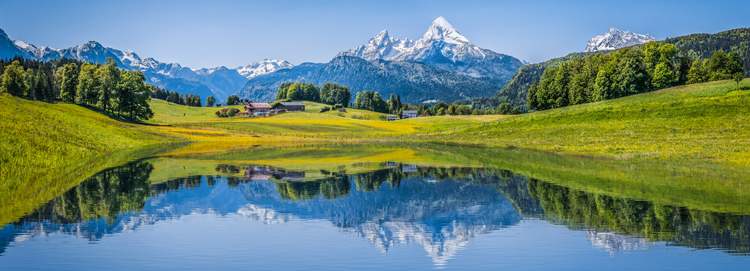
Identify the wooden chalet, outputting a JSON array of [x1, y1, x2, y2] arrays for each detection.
[[244, 102, 273, 114], [273, 102, 306, 111]]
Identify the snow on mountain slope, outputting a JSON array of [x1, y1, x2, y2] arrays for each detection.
[[0, 29, 30, 60], [338, 17, 523, 87], [585, 28, 656, 52], [235, 59, 294, 79]]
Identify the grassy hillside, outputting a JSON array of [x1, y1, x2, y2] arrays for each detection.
[[0, 94, 181, 181], [400, 79, 750, 166]]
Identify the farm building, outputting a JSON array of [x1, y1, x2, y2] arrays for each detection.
[[402, 110, 418, 119], [244, 103, 273, 114], [387, 115, 400, 121], [273, 102, 306, 111]]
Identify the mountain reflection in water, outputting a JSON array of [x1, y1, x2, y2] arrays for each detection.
[[1, 160, 749, 267]]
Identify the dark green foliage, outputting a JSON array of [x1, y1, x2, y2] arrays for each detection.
[[284, 82, 320, 102], [116, 70, 153, 121], [226, 94, 240, 105], [527, 43, 744, 111], [665, 28, 750, 78], [76, 62, 101, 105], [353, 90, 389, 113], [319, 82, 351, 106], [206, 95, 215, 107], [17, 161, 154, 224], [32, 67, 46, 102], [98, 58, 120, 112], [60, 63, 79, 103], [319, 106, 331, 113], [496, 103, 520, 115]]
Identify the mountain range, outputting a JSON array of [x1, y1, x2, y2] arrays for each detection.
[[238, 17, 525, 105], [0, 28, 292, 104], [2, 17, 526, 105]]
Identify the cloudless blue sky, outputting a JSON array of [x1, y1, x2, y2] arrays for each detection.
[[1, 0, 748, 68]]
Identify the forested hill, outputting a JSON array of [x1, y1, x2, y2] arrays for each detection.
[[456, 27, 750, 111]]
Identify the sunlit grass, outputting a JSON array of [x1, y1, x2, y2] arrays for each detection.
[[396, 79, 750, 166]]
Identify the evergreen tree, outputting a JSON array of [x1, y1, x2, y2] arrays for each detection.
[[276, 82, 291, 100], [676, 48, 692, 84], [34, 67, 46, 101], [388, 93, 396, 113], [206, 95, 215, 107], [526, 81, 539, 109]]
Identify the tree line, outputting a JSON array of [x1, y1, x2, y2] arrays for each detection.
[[355, 89, 520, 116], [0, 56, 155, 121], [275, 82, 352, 106], [151, 86, 204, 107], [527, 42, 745, 111]]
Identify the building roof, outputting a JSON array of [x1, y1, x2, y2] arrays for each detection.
[[279, 102, 306, 106], [403, 110, 418, 114], [249, 103, 272, 109]]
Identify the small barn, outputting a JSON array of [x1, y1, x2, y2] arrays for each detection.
[[273, 102, 306, 111], [387, 115, 400, 121], [402, 110, 418, 119]]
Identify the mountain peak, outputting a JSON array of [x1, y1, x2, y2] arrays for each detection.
[[431, 16, 456, 31], [585, 28, 656, 52], [422, 16, 469, 44], [371, 29, 390, 45], [0, 28, 8, 39]]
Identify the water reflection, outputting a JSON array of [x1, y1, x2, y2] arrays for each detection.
[[2, 159, 750, 265]]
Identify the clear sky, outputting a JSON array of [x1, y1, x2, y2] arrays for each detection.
[[1, 0, 748, 69]]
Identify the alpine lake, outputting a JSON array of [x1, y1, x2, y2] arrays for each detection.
[[2, 143, 750, 270]]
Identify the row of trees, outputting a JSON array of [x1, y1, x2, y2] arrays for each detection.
[[274, 82, 352, 106], [151, 87, 204, 107], [1, 56, 155, 121], [354, 89, 519, 116], [0, 56, 82, 103], [527, 42, 745, 111]]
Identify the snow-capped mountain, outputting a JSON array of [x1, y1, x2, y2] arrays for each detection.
[[338, 17, 523, 86], [0, 27, 291, 104], [585, 28, 656, 52], [339, 29, 415, 61], [236, 59, 294, 79]]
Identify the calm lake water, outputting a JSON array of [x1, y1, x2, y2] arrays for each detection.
[[2, 145, 749, 270]]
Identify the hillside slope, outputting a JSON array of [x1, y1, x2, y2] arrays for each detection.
[[404, 79, 750, 166]]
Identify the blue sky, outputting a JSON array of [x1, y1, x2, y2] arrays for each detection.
[[1, 0, 748, 68]]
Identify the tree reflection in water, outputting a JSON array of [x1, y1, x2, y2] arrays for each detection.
[[1, 160, 749, 262]]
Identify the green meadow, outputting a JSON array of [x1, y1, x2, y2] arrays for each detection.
[[397, 79, 750, 166]]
